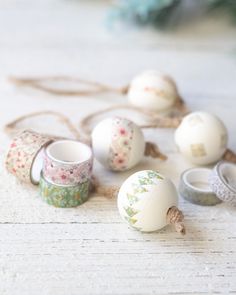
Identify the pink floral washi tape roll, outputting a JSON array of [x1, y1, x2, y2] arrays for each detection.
[[43, 139, 93, 185], [5, 130, 54, 184]]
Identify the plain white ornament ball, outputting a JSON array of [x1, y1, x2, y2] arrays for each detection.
[[175, 111, 228, 165], [117, 170, 178, 232], [128, 70, 179, 112], [91, 117, 145, 171]]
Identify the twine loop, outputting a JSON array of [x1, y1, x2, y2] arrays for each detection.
[[90, 176, 119, 198], [9, 76, 129, 97], [167, 206, 186, 235], [4, 110, 81, 140], [145, 142, 168, 160]]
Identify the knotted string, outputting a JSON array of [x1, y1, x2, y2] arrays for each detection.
[[222, 149, 236, 163], [9, 75, 189, 116], [167, 206, 186, 235], [90, 176, 119, 198], [144, 142, 167, 160], [4, 110, 81, 139], [9, 76, 129, 96], [79, 104, 183, 140]]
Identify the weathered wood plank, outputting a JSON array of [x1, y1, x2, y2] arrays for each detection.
[[0, 223, 236, 295]]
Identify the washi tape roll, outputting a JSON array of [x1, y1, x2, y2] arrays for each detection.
[[43, 139, 93, 185], [39, 172, 90, 207], [179, 167, 222, 206], [5, 130, 54, 185], [209, 161, 236, 203]]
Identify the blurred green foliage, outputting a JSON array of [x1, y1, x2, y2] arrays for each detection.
[[208, 0, 236, 21], [110, 0, 236, 28]]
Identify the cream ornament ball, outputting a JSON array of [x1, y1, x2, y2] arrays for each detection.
[[175, 111, 228, 165], [128, 70, 179, 112], [118, 170, 185, 234], [91, 117, 145, 171]]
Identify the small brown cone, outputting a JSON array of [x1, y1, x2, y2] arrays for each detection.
[[167, 206, 186, 235], [222, 149, 236, 164]]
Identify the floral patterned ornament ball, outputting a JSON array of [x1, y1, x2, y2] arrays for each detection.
[[128, 70, 179, 112], [91, 117, 145, 171], [117, 170, 179, 232], [175, 111, 228, 165]]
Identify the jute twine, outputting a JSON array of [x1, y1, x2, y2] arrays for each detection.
[[166, 206, 186, 235], [4, 110, 81, 139], [90, 176, 120, 198], [222, 149, 236, 163], [9, 76, 129, 96], [79, 104, 184, 138], [9, 75, 189, 116]]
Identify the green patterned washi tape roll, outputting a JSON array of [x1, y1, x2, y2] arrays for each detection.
[[39, 172, 90, 208], [179, 167, 222, 206]]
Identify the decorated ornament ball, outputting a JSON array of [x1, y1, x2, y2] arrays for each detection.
[[175, 111, 228, 165], [128, 70, 179, 112], [91, 117, 145, 171], [117, 170, 179, 232]]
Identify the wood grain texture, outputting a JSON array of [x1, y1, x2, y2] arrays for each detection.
[[0, 1, 236, 294]]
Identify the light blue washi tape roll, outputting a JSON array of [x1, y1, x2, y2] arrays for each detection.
[[209, 161, 236, 204], [179, 167, 222, 206]]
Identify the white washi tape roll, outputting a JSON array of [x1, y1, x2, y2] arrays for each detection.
[[179, 167, 222, 206], [209, 161, 236, 203]]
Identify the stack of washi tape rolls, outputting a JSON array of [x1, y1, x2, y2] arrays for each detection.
[[5, 130, 93, 208]]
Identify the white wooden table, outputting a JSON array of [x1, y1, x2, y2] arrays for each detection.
[[0, 1, 236, 294]]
